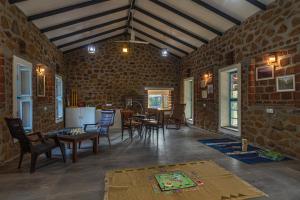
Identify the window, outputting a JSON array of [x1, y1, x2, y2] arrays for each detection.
[[55, 75, 63, 123], [147, 89, 172, 110], [229, 71, 238, 128], [13, 56, 33, 132]]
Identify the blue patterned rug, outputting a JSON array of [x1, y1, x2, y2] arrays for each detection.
[[199, 138, 291, 164]]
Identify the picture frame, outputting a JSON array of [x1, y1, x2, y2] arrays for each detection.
[[276, 75, 295, 92], [202, 90, 207, 99], [200, 80, 206, 88], [207, 84, 213, 94], [256, 65, 274, 81], [37, 74, 45, 97]]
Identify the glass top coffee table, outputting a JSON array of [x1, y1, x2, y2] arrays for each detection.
[[48, 128, 99, 163]]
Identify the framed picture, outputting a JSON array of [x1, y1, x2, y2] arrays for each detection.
[[202, 90, 207, 99], [276, 75, 295, 92], [256, 65, 274, 81], [200, 80, 206, 88], [207, 84, 213, 94], [37, 74, 45, 97]]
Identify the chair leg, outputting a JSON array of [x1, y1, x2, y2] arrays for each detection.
[[45, 150, 52, 159], [107, 135, 111, 147], [130, 128, 133, 141], [58, 143, 66, 163], [30, 153, 38, 173], [121, 128, 124, 140], [156, 128, 159, 144], [79, 142, 81, 149], [18, 152, 24, 169], [162, 126, 165, 140]]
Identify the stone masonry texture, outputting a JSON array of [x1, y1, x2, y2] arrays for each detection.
[[180, 0, 300, 159], [0, 0, 64, 164]]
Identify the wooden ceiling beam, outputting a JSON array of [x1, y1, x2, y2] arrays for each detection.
[[134, 18, 198, 50], [149, 0, 222, 36], [58, 25, 127, 49], [28, 0, 108, 21], [135, 6, 208, 44], [41, 5, 130, 33], [50, 17, 127, 42], [191, 0, 241, 25], [131, 27, 189, 55], [246, 0, 267, 10]]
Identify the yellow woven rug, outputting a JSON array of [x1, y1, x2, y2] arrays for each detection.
[[104, 160, 267, 200]]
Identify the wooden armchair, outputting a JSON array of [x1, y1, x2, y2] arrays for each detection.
[[5, 118, 66, 173], [120, 109, 142, 141], [166, 104, 186, 130]]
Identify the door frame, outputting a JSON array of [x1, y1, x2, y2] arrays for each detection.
[[183, 77, 194, 124], [218, 63, 241, 137], [13, 55, 33, 130]]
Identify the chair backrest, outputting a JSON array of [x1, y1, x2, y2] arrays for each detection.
[[120, 109, 134, 124], [172, 104, 186, 119], [4, 118, 31, 152], [99, 110, 115, 126]]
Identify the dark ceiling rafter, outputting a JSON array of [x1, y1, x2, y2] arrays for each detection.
[[58, 25, 127, 49], [127, 0, 136, 30], [131, 27, 188, 55], [8, 0, 26, 4], [62, 33, 125, 54], [135, 6, 208, 44], [134, 18, 197, 50], [191, 0, 241, 25], [41, 5, 130, 33], [149, 0, 222, 36], [245, 0, 267, 10], [28, 0, 108, 21], [50, 17, 127, 42]]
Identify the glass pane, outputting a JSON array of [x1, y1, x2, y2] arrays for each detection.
[[20, 70, 31, 95], [57, 99, 63, 118], [231, 119, 238, 127], [230, 72, 238, 99], [21, 101, 31, 129], [55, 77, 62, 97], [148, 95, 162, 109]]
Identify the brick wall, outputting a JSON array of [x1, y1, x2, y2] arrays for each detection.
[[0, 0, 64, 163], [64, 35, 180, 108], [180, 0, 300, 158]]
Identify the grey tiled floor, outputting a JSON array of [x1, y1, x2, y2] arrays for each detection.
[[0, 127, 299, 200]]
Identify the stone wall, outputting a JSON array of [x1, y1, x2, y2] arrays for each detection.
[[0, 0, 64, 164], [64, 35, 180, 108], [180, 0, 300, 158]]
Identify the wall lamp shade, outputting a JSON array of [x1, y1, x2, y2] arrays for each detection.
[[88, 44, 96, 54], [268, 54, 276, 63], [161, 48, 168, 57], [122, 47, 128, 53]]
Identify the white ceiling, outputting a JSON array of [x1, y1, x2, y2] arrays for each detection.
[[13, 0, 276, 57]]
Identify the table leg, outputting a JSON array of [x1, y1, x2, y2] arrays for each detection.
[[93, 137, 98, 154], [72, 141, 77, 163]]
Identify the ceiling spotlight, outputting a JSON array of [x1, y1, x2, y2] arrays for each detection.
[[161, 48, 168, 57], [88, 44, 96, 54]]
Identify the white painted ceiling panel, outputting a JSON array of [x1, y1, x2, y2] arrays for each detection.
[[133, 22, 194, 53], [135, 32, 185, 57], [61, 29, 125, 52], [13, 0, 275, 55], [201, 0, 260, 21], [54, 21, 127, 46], [134, 12, 204, 47], [15, 0, 86, 16], [162, 0, 234, 32], [44, 10, 128, 39], [33, 0, 129, 29], [136, 0, 217, 40]]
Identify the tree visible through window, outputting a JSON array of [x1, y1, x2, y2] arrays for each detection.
[[147, 89, 172, 110]]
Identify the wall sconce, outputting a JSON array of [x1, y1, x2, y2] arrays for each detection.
[[87, 44, 96, 54], [122, 47, 128, 53], [36, 65, 45, 75], [161, 48, 168, 57], [268, 54, 277, 64]]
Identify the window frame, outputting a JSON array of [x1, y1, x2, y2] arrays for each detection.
[[229, 71, 238, 128], [55, 75, 64, 123]]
